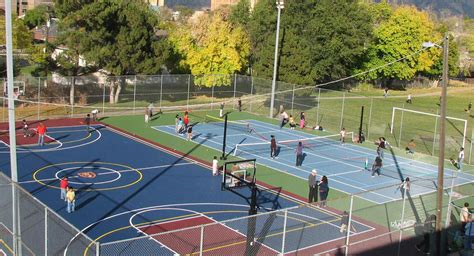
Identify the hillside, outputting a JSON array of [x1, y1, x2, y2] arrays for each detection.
[[165, 0, 211, 10]]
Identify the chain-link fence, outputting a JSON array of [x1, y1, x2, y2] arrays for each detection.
[[3, 74, 474, 163], [98, 177, 456, 255], [0, 172, 98, 256]]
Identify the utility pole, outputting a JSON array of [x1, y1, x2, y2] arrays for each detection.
[[435, 32, 449, 256]]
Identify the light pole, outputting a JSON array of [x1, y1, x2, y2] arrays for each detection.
[[423, 33, 449, 255], [269, 0, 284, 118]]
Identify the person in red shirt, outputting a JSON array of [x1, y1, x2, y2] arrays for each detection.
[[183, 111, 189, 128], [36, 122, 47, 146], [60, 177, 69, 201]]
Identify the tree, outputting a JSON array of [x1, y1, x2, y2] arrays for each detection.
[[23, 4, 49, 29], [0, 16, 32, 49], [229, 0, 251, 27], [57, 0, 171, 103], [169, 10, 251, 87], [360, 5, 440, 83], [248, 0, 372, 85]]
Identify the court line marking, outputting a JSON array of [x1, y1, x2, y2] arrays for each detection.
[[182, 121, 474, 196], [55, 166, 122, 185], [0, 126, 101, 153], [19, 162, 195, 184], [156, 125, 397, 202], [108, 123, 378, 222], [248, 119, 474, 177], [33, 162, 142, 191], [130, 207, 279, 254], [87, 204, 373, 255]]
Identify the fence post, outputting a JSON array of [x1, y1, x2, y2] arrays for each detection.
[[469, 125, 473, 164], [160, 75, 163, 109], [187, 74, 191, 110], [96, 241, 100, 256], [37, 77, 41, 120], [249, 77, 254, 113], [70, 77, 74, 118], [280, 209, 288, 255], [102, 83, 106, 115], [340, 92, 345, 130], [199, 225, 204, 256], [367, 97, 373, 141], [432, 109, 439, 156], [233, 74, 237, 110], [45, 207, 48, 256], [398, 104, 405, 148], [133, 75, 137, 114], [291, 84, 295, 115], [344, 195, 354, 256], [316, 88, 321, 124], [211, 86, 214, 110], [397, 186, 408, 256]]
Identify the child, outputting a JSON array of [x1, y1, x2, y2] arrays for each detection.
[[175, 114, 180, 133], [144, 107, 150, 123], [289, 115, 296, 130], [84, 114, 91, 132], [22, 119, 32, 137], [177, 118, 184, 135], [405, 139, 416, 154], [183, 111, 189, 128], [340, 128, 346, 144], [187, 125, 193, 141], [300, 112, 305, 129]]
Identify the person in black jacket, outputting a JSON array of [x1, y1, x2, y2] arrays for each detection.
[[319, 176, 329, 207]]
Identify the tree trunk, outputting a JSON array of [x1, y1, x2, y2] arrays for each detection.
[[69, 77, 75, 106], [114, 77, 123, 104], [109, 81, 115, 104]]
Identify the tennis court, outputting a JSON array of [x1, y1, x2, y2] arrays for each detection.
[[154, 117, 474, 204], [0, 119, 382, 255]]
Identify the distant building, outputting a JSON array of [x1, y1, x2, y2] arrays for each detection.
[[0, 0, 53, 16], [211, 0, 257, 10]]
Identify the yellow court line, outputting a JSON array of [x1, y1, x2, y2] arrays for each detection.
[[83, 210, 247, 256], [84, 210, 342, 256], [190, 213, 342, 255], [33, 162, 143, 191], [0, 239, 13, 255]]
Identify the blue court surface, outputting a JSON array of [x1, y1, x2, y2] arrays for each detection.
[[154, 119, 474, 204], [0, 123, 376, 255]]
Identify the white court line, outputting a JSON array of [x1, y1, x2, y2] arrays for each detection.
[[0, 127, 102, 153], [156, 125, 396, 203], [19, 162, 195, 184], [247, 120, 474, 181]]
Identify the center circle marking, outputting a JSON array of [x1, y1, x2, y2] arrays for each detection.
[[33, 162, 142, 191]]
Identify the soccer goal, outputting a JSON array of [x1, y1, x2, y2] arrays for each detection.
[[390, 107, 467, 156]]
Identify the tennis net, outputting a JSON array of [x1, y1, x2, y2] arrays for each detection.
[[204, 115, 268, 140], [233, 132, 354, 157]]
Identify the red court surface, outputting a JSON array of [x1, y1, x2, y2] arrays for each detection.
[[0, 118, 97, 145], [140, 216, 278, 255]]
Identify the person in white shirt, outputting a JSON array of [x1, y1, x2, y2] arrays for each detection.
[[91, 109, 99, 121], [280, 111, 289, 129], [458, 147, 465, 170], [340, 128, 346, 144], [212, 156, 219, 176]]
